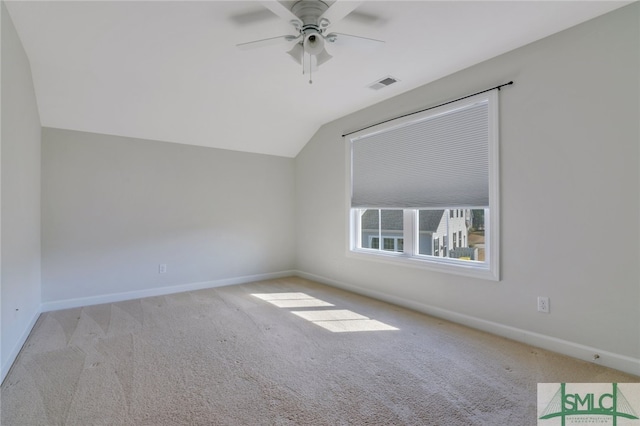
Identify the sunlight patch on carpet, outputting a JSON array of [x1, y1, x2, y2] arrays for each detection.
[[251, 292, 334, 308], [252, 293, 398, 332], [291, 309, 367, 322], [291, 309, 398, 332]]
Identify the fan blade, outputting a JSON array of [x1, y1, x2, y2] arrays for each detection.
[[230, 8, 278, 26], [326, 32, 385, 48], [344, 10, 385, 26], [260, 1, 301, 26], [319, 0, 363, 26], [237, 34, 300, 50]]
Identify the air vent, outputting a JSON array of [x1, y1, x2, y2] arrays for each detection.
[[368, 76, 399, 90]]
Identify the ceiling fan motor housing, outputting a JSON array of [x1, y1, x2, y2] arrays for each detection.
[[291, 0, 330, 28]]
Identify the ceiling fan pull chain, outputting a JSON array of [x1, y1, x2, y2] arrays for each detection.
[[309, 55, 313, 84]]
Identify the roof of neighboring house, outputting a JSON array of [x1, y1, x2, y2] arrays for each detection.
[[361, 209, 444, 232], [419, 210, 445, 232], [361, 210, 403, 230]]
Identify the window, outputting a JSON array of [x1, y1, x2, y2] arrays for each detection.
[[347, 91, 499, 280], [360, 209, 404, 253]]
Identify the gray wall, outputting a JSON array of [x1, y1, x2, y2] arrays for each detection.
[[295, 4, 640, 366], [1, 1, 42, 378], [42, 128, 295, 302]]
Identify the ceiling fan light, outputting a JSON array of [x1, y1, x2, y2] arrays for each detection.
[[315, 48, 333, 66], [303, 32, 324, 56], [287, 43, 303, 64]]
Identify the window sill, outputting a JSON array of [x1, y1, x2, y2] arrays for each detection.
[[346, 248, 499, 281]]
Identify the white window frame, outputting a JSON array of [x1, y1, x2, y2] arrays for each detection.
[[345, 91, 500, 281]]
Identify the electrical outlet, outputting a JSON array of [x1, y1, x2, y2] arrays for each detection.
[[159, 264, 167, 274], [537, 296, 550, 313]]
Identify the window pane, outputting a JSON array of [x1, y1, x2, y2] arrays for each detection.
[[417, 209, 486, 262], [468, 209, 486, 262], [360, 209, 379, 249], [359, 209, 403, 252], [448, 209, 470, 260], [418, 209, 446, 255], [381, 210, 404, 253]]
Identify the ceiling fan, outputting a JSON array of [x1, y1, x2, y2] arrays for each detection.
[[236, 0, 385, 83]]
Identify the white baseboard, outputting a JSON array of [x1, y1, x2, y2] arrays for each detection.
[[294, 270, 640, 377], [1, 307, 42, 384], [41, 270, 296, 312]]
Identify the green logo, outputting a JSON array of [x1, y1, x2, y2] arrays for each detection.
[[539, 383, 639, 425]]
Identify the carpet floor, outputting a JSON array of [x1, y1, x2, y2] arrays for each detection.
[[1, 276, 637, 425]]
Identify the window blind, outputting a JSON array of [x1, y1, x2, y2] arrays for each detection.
[[351, 99, 489, 209]]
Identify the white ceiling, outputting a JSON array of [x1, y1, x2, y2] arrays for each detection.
[[5, 1, 630, 158]]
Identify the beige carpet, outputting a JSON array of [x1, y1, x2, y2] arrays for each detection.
[[1, 277, 637, 425]]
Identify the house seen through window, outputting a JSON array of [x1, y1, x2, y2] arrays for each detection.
[[357, 208, 486, 261]]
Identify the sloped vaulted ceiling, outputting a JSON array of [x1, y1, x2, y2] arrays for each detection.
[[4, 1, 630, 157]]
